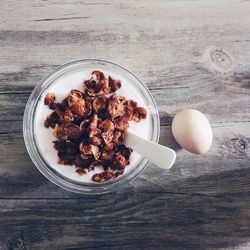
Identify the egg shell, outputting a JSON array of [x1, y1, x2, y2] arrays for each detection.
[[172, 109, 213, 154]]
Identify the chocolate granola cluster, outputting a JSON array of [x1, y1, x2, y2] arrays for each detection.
[[44, 70, 147, 183]]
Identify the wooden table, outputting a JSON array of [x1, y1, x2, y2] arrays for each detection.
[[1, 1, 250, 249]]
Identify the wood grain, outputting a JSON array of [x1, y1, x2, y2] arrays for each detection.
[[0, 0, 250, 249], [2, 169, 250, 250]]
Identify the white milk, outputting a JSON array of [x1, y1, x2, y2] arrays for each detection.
[[34, 68, 150, 183]]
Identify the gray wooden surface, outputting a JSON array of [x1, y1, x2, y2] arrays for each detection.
[[1, 0, 250, 249]]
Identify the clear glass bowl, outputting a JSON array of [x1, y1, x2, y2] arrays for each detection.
[[23, 59, 160, 194]]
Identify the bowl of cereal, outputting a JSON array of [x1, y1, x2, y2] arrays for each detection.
[[23, 59, 160, 194]]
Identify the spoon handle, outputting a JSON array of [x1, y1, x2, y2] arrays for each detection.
[[124, 131, 176, 170]]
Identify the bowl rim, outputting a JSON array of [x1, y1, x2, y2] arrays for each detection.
[[23, 59, 160, 194]]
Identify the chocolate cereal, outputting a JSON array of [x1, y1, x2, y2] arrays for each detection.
[[44, 70, 147, 183]]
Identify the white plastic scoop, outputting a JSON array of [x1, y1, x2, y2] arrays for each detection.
[[124, 131, 176, 169]]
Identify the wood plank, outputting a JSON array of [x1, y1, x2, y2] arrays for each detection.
[[0, 122, 249, 199], [0, 60, 250, 133], [1, 168, 250, 250], [1, 0, 250, 97]]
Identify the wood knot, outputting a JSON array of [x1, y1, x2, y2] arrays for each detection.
[[210, 49, 232, 70], [7, 238, 27, 250], [231, 138, 249, 152], [203, 47, 233, 74]]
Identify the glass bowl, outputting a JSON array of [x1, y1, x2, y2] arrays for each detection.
[[23, 59, 160, 194]]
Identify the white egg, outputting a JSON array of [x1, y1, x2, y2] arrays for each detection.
[[172, 109, 213, 154]]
